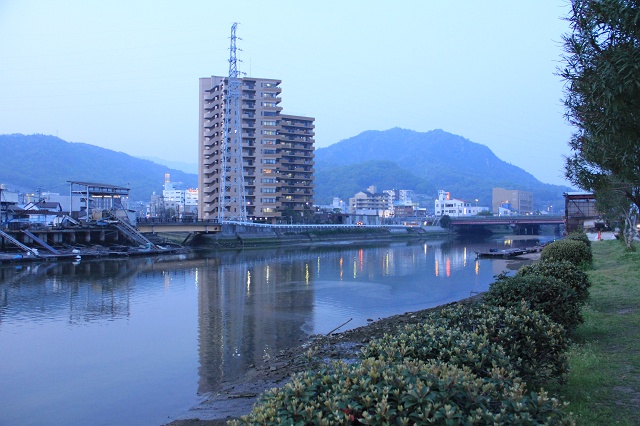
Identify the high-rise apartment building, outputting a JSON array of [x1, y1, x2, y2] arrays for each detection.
[[198, 76, 315, 222]]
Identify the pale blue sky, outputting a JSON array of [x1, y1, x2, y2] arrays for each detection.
[[0, 1, 573, 185]]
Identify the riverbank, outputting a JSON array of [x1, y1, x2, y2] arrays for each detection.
[[168, 237, 640, 426], [167, 294, 485, 426], [188, 225, 452, 250]]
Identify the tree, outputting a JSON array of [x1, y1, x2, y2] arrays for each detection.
[[560, 0, 640, 211], [594, 185, 638, 249]]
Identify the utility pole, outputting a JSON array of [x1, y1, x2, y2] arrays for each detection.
[[219, 22, 247, 222]]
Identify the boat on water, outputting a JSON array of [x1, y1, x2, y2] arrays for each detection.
[[475, 247, 542, 259]]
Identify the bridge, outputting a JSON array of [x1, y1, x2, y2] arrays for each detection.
[[449, 215, 564, 234]]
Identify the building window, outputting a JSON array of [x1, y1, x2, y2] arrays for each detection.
[[261, 120, 277, 126], [262, 139, 276, 145], [263, 130, 276, 135], [262, 188, 276, 193], [262, 178, 277, 183], [263, 159, 277, 164]]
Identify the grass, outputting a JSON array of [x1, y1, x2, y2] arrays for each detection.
[[560, 240, 640, 425]]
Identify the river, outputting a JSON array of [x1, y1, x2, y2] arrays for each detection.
[[0, 235, 553, 425]]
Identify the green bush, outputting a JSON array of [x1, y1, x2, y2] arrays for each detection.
[[484, 273, 583, 332], [565, 231, 591, 249], [518, 260, 591, 305], [428, 303, 570, 388], [231, 358, 573, 425], [541, 239, 592, 266], [361, 322, 512, 379]]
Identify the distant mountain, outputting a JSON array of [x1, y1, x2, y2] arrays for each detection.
[[314, 160, 437, 204], [2, 130, 573, 213], [0, 134, 197, 201], [140, 156, 198, 174], [315, 128, 573, 210]]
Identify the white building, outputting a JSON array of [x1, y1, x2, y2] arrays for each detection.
[[435, 190, 488, 217], [162, 174, 198, 219]]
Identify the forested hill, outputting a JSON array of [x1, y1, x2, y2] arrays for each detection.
[[2, 130, 573, 210], [314, 128, 574, 210], [0, 134, 197, 201]]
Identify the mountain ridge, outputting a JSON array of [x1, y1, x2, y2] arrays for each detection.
[[314, 128, 573, 210], [1, 130, 573, 212], [0, 134, 197, 200]]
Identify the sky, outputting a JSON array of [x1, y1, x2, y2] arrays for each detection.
[[0, 0, 575, 186]]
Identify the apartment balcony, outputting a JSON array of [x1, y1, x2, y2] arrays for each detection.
[[203, 129, 218, 138], [204, 93, 217, 102], [203, 175, 217, 185]]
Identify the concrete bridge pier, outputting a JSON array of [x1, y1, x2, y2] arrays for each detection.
[[513, 224, 540, 235]]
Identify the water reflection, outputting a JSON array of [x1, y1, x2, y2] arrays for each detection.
[[0, 236, 550, 425]]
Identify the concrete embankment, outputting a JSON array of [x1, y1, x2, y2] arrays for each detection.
[[189, 225, 451, 250]]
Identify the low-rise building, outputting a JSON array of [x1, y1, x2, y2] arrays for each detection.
[[349, 186, 392, 217], [435, 190, 489, 217]]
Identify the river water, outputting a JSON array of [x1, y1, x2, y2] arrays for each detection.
[[0, 235, 553, 425]]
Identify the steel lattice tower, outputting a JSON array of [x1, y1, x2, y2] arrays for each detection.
[[219, 22, 247, 222]]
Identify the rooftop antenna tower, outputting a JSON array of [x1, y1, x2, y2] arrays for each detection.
[[219, 22, 247, 222]]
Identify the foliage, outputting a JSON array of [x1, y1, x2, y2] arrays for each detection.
[[518, 260, 591, 305], [594, 186, 638, 249], [564, 231, 591, 249], [361, 322, 513, 379], [484, 273, 583, 333], [231, 358, 573, 425], [427, 303, 570, 389], [439, 214, 451, 229], [541, 239, 593, 266], [560, 0, 640, 211]]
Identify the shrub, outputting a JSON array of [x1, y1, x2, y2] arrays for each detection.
[[428, 303, 570, 388], [361, 322, 512, 379], [541, 239, 592, 266], [565, 231, 591, 249], [484, 273, 583, 332], [231, 358, 573, 425], [518, 260, 591, 305]]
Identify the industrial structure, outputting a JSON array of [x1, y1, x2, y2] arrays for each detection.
[[198, 24, 315, 223], [564, 192, 599, 233]]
